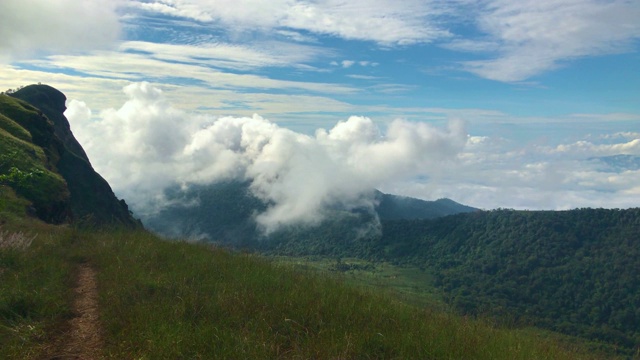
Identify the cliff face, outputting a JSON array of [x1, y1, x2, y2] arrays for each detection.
[[11, 84, 90, 162], [1, 84, 140, 228]]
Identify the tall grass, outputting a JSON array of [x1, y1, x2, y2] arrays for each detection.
[[79, 230, 607, 359], [0, 223, 614, 359], [0, 223, 77, 359]]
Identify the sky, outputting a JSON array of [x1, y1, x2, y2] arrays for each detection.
[[1, 0, 639, 223]]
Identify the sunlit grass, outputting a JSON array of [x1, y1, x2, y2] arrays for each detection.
[[83, 230, 607, 359], [0, 221, 614, 359]]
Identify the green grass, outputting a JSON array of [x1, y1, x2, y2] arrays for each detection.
[[0, 222, 77, 359], [0, 112, 32, 143], [271, 256, 448, 310], [0, 95, 70, 218], [0, 220, 616, 359]]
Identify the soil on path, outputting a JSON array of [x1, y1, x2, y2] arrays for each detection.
[[49, 264, 103, 359]]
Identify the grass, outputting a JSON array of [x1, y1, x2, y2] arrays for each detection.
[[0, 95, 70, 218], [0, 222, 76, 359], [0, 218, 617, 359], [271, 256, 449, 310]]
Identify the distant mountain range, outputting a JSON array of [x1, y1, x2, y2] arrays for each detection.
[[142, 180, 478, 245], [375, 190, 477, 220]]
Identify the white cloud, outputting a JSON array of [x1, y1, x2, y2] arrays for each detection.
[[333, 60, 379, 69], [549, 139, 640, 156], [341, 60, 355, 68], [66, 82, 467, 232], [119, 40, 331, 71], [382, 132, 640, 210], [459, 0, 640, 81], [0, 0, 121, 62], [131, 0, 215, 22], [23, 51, 357, 94], [0, 65, 358, 127], [130, 0, 451, 46], [276, 30, 318, 43]]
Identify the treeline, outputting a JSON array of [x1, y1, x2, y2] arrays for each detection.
[[379, 209, 640, 352], [146, 182, 640, 353]]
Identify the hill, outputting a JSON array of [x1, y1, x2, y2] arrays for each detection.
[[379, 209, 640, 353], [0, 85, 139, 227], [265, 208, 640, 355], [1, 224, 607, 359], [375, 190, 477, 220], [143, 180, 477, 245], [0, 84, 629, 357]]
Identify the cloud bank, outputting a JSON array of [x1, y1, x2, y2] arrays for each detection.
[[66, 83, 640, 228], [67, 82, 467, 232]]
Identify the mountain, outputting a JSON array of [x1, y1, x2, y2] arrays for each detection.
[[258, 208, 640, 354], [0, 85, 140, 228], [269, 208, 640, 355], [142, 180, 477, 245], [144, 181, 265, 245], [0, 92, 71, 223], [145, 177, 640, 354], [375, 190, 477, 220]]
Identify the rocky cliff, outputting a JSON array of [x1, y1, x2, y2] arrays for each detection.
[[0, 84, 140, 228]]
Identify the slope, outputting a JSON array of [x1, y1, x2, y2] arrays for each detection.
[[143, 180, 477, 246], [0, 94, 71, 223], [371, 209, 640, 355], [3, 85, 140, 228]]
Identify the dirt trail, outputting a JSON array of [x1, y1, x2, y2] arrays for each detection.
[[50, 264, 103, 359]]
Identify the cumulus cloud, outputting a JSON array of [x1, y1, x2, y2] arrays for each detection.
[[66, 82, 467, 232], [0, 0, 121, 61]]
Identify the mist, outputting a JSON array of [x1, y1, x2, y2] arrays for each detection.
[[65, 82, 467, 232]]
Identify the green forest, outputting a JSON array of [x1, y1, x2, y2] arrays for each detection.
[[264, 208, 640, 354]]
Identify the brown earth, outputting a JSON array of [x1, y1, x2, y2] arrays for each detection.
[[47, 264, 103, 359]]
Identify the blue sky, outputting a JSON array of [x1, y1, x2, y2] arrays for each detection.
[[1, 0, 639, 216]]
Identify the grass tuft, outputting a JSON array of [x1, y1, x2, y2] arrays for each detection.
[[0, 227, 36, 250]]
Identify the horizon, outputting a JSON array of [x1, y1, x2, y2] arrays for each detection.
[[1, 0, 639, 215]]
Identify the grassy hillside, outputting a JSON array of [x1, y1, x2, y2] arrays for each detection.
[[254, 208, 640, 356], [0, 94, 71, 223], [0, 219, 611, 359]]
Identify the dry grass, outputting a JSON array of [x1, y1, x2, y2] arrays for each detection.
[[0, 227, 36, 250]]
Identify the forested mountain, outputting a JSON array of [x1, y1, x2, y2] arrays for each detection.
[[375, 190, 477, 220], [145, 177, 640, 353], [264, 208, 640, 354], [3, 84, 637, 355], [143, 180, 476, 244], [379, 209, 640, 352]]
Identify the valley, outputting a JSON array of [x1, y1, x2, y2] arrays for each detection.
[[1, 84, 638, 358]]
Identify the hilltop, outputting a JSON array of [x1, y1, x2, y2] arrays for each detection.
[[0, 85, 139, 227]]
